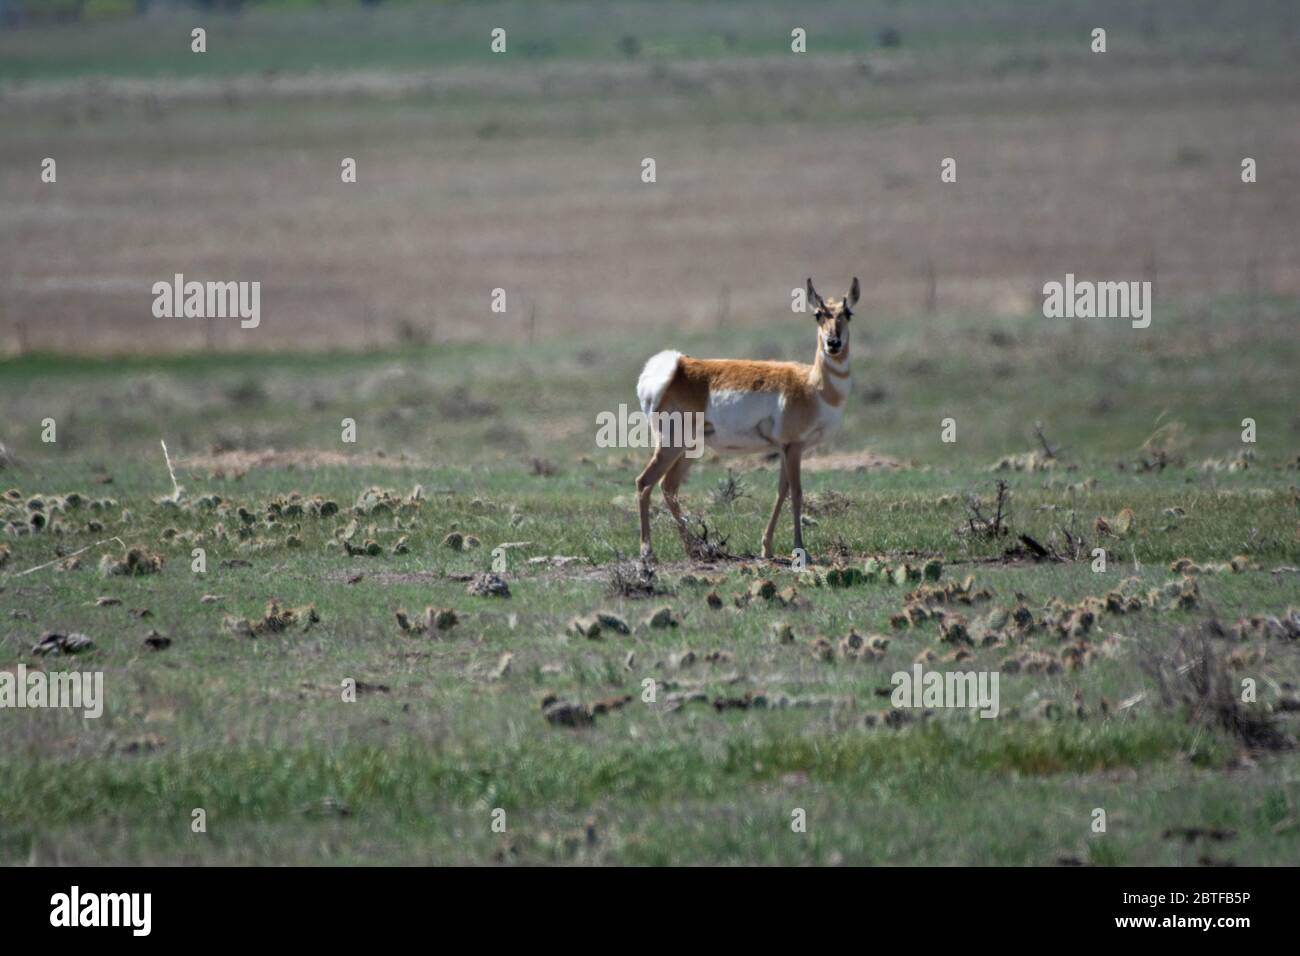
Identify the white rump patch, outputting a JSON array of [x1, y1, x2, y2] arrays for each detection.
[[636, 350, 683, 416]]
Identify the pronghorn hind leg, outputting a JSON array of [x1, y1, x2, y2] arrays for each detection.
[[785, 442, 806, 556], [660, 454, 695, 554], [635, 444, 686, 559], [761, 454, 790, 560]]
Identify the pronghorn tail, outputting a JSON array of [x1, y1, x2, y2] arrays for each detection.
[[636, 350, 683, 417]]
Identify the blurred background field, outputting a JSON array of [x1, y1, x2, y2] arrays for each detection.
[[2, 0, 1299, 355]]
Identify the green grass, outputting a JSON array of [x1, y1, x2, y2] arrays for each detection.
[[3, 1, 1298, 84], [4, 294, 1298, 466], [1, 292, 1298, 864]]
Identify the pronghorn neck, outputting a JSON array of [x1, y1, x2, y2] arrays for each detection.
[[810, 338, 850, 402]]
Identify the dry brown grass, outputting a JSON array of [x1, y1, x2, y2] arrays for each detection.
[[3, 55, 1299, 355]]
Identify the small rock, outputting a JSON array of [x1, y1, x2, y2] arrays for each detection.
[[1030, 699, 1062, 721], [32, 631, 95, 656], [646, 606, 678, 629], [541, 696, 594, 728], [428, 607, 459, 631], [939, 616, 971, 645], [466, 573, 510, 598], [591, 695, 632, 715], [569, 616, 602, 639], [143, 631, 172, 651], [595, 611, 630, 634], [826, 566, 865, 588], [669, 650, 697, 669]]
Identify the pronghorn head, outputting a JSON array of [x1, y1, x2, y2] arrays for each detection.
[[807, 277, 860, 358]]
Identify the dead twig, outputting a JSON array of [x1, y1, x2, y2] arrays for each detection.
[[709, 469, 749, 508], [684, 518, 735, 562], [160, 439, 183, 501], [607, 551, 663, 598], [11, 536, 128, 578], [962, 480, 1011, 539], [1032, 420, 1059, 459], [1017, 533, 1052, 560]]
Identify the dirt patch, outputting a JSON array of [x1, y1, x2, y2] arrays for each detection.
[[802, 449, 915, 473], [325, 568, 442, 587], [179, 449, 431, 475]]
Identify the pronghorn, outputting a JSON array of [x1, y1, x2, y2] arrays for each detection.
[[635, 276, 859, 560]]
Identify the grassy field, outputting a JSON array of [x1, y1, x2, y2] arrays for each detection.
[[1, 0, 1299, 866], [5, 1, 1297, 82], [2, 296, 1299, 865]]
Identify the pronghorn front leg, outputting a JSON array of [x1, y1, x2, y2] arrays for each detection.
[[784, 442, 805, 556], [761, 455, 790, 560]]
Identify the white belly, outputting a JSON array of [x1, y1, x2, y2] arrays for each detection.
[[704, 390, 784, 453], [703, 389, 845, 453]]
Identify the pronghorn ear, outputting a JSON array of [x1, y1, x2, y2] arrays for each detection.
[[806, 278, 826, 314], [847, 277, 861, 307]]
